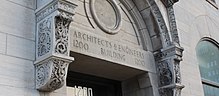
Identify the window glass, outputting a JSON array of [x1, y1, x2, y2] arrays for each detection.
[[196, 40, 219, 96], [203, 84, 218, 96], [196, 41, 219, 83]]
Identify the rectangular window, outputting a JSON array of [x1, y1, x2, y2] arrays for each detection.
[[206, 0, 218, 9]]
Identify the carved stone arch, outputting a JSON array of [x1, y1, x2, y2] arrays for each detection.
[[34, 0, 184, 95], [119, 0, 171, 51], [120, 0, 185, 96], [119, 0, 172, 96]]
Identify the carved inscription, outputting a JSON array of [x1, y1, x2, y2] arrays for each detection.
[[71, 30, 150, 70]]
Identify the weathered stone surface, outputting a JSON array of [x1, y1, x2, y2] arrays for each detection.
[[0, 0, 35, 40], [0, 33, 6, 54], [7, 35, 35, 60]]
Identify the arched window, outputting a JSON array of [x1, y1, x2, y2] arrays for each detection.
[[196, 40, 219, 96]]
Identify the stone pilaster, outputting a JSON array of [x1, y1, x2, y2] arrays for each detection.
[[34, 0, 77, 92], [155, 44, 184, 96], [156, 0, 184, 96]]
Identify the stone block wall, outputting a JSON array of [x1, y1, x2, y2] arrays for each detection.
[[173, 0, 219, 96], [0, 0, 37, 95], [122, 73, 159, 96]]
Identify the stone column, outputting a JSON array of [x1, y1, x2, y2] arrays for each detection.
[[156, 0, 185, 96], [34, 0, 77, 92]]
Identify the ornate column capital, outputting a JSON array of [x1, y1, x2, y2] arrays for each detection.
[[160, 0, 179, 8], [35, 0, 77, 92]]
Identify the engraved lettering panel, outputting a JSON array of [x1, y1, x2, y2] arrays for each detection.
[[70, 29, 155, 72]]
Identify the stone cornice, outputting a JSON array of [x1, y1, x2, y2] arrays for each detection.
[[36, 0, 77, 22]]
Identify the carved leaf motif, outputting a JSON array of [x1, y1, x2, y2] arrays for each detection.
[[35, 59, 69, 91], [36, 61, 51, 87], [158, 61, 172, 86], [38, 17, 52, 57], [55, 16, 71, 55], [48, 59, 68, 90]]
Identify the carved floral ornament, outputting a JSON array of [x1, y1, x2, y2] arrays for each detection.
[[35, 56, 72, 91], [35, 0, 77, 92]]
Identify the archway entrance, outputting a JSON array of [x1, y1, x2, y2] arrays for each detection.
[[65, 0, 159, 95], [67, 52, 147, 96], [67, 72, 122, 96]]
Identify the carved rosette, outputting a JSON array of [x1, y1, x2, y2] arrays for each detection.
[[35, 0, 77, 92]]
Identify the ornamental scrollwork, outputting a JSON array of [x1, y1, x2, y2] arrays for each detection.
[[36, 60, 51, 88], [157, 60, 172, 86], [35, 58, 69, 91], [159, 88, 173, 96], [38, 17, 52, 57], [54, 16, 71, 55], [48, 59, 68, 90], [35, 0, 76, 92]]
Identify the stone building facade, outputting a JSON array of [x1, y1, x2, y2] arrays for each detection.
[[0, 0, 218, 96]]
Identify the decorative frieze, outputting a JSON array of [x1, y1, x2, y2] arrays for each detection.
[[35, 0, 77, 92], [36, 0, 76, 22]]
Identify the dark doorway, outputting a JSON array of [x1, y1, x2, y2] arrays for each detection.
[[67, 71, 122, 96]]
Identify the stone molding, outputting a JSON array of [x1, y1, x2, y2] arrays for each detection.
[[147, 0, 171, 48], [167, 6, 180, 45], [36, 0, 76, 22], [89, 0, 122, 34], [35, 0, 77, 92]]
